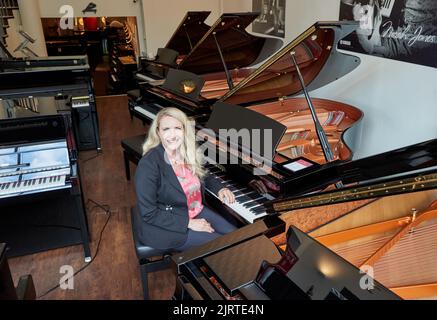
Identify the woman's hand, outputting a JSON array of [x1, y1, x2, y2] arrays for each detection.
[[218, 188, 235, 204], [188, 218, 214, 233], [249, 179, 268, 194]]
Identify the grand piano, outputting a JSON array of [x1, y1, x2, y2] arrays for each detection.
[[131, 21, 364, 225], [171, 139, 437, 300], [137, 11, 212, 80], [135, 12, 284, 82]]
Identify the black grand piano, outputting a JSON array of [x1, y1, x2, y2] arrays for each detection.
[[130, 21, 365, 226], [135, 12, 284, 82], [137, 11, 212, 80], [171, 137, 437, 300]]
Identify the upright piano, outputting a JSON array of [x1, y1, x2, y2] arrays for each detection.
[[0, 111, 91, 261], [0, 55, 101, 151], [136, 12, 284, 82]]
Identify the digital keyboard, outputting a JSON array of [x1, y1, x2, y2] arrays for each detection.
[[0, 175, 68, 198], [0, 140, 72, 200]]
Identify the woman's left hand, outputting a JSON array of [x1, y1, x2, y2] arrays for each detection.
[[218, 188, 235, 204]]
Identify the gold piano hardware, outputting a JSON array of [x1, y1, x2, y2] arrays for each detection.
[[179, 79, 196, 94], [273, 172, 437, 212]]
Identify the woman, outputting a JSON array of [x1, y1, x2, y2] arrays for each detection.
[[134, 107, 237, 251]]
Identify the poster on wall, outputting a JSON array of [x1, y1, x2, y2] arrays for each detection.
[[252, 0, 286, 38], [338, 0, 437, 68]]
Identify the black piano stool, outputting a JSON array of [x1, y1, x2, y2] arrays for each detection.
[[121, 134, 146, 181], [131, 206, 173, 300]]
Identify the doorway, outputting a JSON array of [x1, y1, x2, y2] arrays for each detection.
[[41, 16, 139, 96]]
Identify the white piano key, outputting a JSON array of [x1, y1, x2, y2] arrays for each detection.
[[134, 106, 157, 120], [0, 175, 67, 198]]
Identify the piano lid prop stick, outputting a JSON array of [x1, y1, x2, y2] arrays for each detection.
[[290, 51, 343, 189]]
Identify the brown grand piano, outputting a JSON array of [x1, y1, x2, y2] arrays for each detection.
[[136, 12, 284, 82], [130, 21, 364, 225]]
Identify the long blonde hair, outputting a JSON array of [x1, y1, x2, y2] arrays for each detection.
[[142, 107, 205, 178]]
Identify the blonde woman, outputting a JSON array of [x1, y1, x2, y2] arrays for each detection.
[[134, 107, 237, 251]]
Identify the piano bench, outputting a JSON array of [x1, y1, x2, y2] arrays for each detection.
[[121, 134, 146, 180], [131, 206, 173, 300]]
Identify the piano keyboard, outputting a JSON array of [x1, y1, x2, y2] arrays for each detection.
[[133, 102, 165, 122], [205, 165, 274, 224], [136, 73, 159, 82], [134, 106, 157, 120], [380, 0, 395, 17], [71, 96, 90, 108], [0, 175, 68, 198]]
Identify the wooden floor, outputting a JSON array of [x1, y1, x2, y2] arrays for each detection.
[[8, 95, 175, 300]]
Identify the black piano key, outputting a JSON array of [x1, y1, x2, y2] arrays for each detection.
[[242, 198, 264, 208], [253, 209, 267, 216], [245, 198, 269, 209]]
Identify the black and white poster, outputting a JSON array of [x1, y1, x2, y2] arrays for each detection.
[[252, 0, 286, 38], [339, 0, 437, 68]]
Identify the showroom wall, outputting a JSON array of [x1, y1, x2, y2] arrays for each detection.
[[221, 0, 437, 160]]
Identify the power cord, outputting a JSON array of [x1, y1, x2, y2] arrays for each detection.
[[37, 198, 113, 299], [80, 150, 103, 163]]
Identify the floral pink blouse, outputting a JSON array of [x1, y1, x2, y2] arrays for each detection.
[[173, 165, 204, 219]]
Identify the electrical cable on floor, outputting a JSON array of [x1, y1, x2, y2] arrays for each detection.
[[37, 198, 113, 299], [80, 150, 103, 163]]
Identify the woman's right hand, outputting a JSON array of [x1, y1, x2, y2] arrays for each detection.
[[188, 218, 215, 233]]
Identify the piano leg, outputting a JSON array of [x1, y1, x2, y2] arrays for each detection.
[[73, 194, 92, 262]]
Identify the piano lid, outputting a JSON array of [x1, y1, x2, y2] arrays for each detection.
[[219, 21, 361, 105], [165, 11, 212, 55], [178, 12, 283, 75], [0, 55, 89, 72], [267, 138, 437, 213]]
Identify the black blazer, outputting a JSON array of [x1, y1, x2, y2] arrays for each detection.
[[134, 144, 223, 250]]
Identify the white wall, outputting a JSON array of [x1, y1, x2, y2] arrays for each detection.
[[222, 0, 437, 159], [142, 0, 221, 58], [37, 0, 146, 54]]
